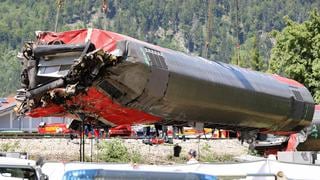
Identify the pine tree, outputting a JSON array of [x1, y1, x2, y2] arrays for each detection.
[[250, 35, 264, 71]]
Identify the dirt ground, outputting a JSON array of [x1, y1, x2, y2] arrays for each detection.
[[0, 138, 249, 164]]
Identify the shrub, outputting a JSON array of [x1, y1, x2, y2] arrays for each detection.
[[0, 141, 20, 152], [98, 138, 129, 163], [98, 139, 145, 163]]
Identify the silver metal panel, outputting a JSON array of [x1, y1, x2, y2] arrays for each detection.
[[38, 53, 80, 67], [37, 66, 70, 77]]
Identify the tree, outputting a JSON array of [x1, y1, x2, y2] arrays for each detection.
[[0, 46, 20, 97], [1, 0, 320, 96], [250, 35, 264, 71], [269, 10, 320, 103]]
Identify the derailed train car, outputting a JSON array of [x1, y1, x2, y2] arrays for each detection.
[[15, 28, 314, 139]]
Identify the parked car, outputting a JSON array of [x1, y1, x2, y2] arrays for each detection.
[[109, 125, 133, 137], [38, 122, 71, 134], [0, 157, 48, 180]]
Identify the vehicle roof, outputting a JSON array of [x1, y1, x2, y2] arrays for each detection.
[[0, 157, 35, 167], [0, 97, 16, 114]]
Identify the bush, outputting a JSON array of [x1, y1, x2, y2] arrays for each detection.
[[98, 139, 144, 163], [0, 141, 20, 152], [98, 138, 129, 163]]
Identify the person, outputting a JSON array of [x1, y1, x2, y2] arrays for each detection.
[[187, 149, 199, 164], [173, 143, 182, 157]]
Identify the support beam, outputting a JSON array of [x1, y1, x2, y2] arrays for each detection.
[[9, 111, 13, 129], [77, 113, 86, 162], [29, 117, 32, 132]]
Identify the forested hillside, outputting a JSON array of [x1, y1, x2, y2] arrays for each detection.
[[0, 0, 319, 96]]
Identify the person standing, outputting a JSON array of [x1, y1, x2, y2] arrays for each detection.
[[173, 143, 182, 157]]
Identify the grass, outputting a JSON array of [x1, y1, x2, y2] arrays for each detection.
[[0, 141, 20, 152], [200, 152, 234, 162], [199, 142, 234, 162], [96, 139, 237, 164]]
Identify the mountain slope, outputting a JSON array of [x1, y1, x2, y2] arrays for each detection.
[[0, 0, 319, 96]]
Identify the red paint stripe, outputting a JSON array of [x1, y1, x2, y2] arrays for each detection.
[[271, 74, 304, 88]]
